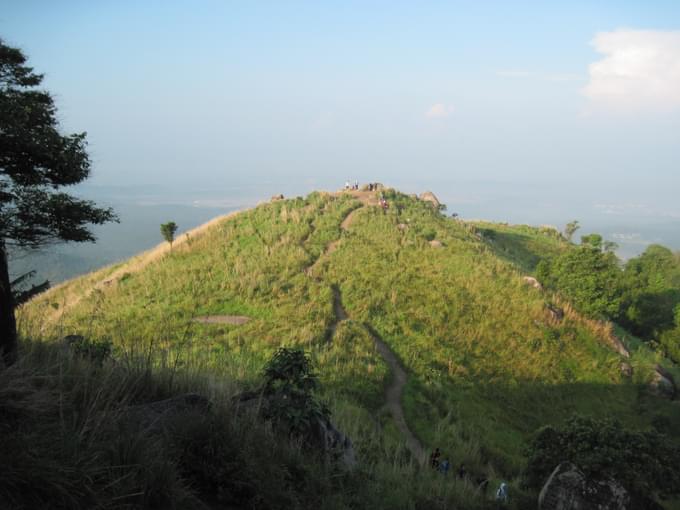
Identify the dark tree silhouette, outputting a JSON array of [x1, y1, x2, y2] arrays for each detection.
[[160, 221, 178, 250], [0, 39, 116, 364]]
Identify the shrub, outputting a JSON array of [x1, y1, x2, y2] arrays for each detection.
[[525, 416, 680, 501], [263, 347, 330, 436]]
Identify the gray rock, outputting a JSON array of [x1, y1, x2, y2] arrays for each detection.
[[523, 276, 543, 290], [310, 415, 357, 469], [546, 303, 564, 322], [271, 194, 284, 201], [619, 362, 633, 378], [538, 462, 630, 510], [650, 365, 676, 399], [608, 334, 631, 359], [419, 191, 441, 207], [429, 239, 443, 248]]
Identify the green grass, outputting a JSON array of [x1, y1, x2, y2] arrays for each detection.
[[470, 221, 567, 273], [18, 189, 680, 508]]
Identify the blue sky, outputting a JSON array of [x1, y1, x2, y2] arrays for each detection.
[[2, 1, 680, 223]]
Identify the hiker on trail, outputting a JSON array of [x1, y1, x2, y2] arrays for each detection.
[[345, 180, 350, 190], [495, 482, 509, 503], [439, 458, 450, 475], [368, 183, 373, 191], [458, 463, 467, 479], [429, 448, 441, 469], [354, 179, 358, 190]]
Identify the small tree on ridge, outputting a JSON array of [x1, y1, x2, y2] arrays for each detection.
[[160, 221, 178, 250]]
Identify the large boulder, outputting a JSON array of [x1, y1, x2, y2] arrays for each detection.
[[538, 463, 630, 510], [523, 276, 543, 290], [419, 191, 441, 208]]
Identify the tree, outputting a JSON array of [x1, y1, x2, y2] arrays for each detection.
[[160, 221, 178, 250], [619, 244, 680, 340], [538, 238, 622, 318], [564, 220, 580, 242], [0, 39, 116, 364], [262, 347, 330, 436], [525, 416, 680, 502]]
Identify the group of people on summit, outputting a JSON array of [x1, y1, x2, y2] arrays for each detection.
[[343, 180, 389, 210], [429, 448, 509, 503]]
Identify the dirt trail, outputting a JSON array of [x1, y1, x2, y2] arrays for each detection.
[[366, 325, 426, 464], [305, 205, 362, 276], [313, 201, 425, 464]]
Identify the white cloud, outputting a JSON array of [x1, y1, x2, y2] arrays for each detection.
[[583, 29, 680, 112], [425, 103, 454, 118]]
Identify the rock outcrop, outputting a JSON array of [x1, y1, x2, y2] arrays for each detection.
[[546, 303, 564, 322], [538, 462, 630, 510], [607, 333, 630, 358], [650, 365, 676, 399], [271, 194, 284, 201], [619, 362, 633, 378], [523, 276, 543, 290], [419, 191, 441, 208]]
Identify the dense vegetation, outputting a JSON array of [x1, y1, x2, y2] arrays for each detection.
[[526, 416, 680, 503], [18, 189, 680, 508]]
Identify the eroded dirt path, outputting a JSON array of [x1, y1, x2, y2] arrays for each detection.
[[305, 205, 362, 276], [365, 324, 426, 463], [309, 200, 425, 464]]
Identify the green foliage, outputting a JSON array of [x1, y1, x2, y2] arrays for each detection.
[[659, 306, 680, 364], [10, 270, 49, 305], [160, 221, 178, 247], [619, 245, 680, 342], [0, 38, 116, 363], [473, 221, 568, 273], [525, 416, 680, 500], [564, 220, 580, 242], [263, 347, 330, 436], [580, 233, 603, 250], [539, 241, 622, 318]]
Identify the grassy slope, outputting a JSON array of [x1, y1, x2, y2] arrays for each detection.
[[469, 221, 567, 274], [19, 189, 680, 507]]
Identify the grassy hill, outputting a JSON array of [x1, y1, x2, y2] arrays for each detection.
[[16, 188, 680, 509]]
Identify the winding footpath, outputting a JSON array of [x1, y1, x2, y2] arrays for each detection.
[[307, 196, 426, 464]]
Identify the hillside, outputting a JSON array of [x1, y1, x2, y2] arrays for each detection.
[[18, 188, 680, 509]]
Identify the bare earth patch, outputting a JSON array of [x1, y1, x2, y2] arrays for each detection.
[[193, 315, 251, 325]]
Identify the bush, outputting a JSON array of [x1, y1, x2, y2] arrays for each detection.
[[525, 416, 680, 501], [263, 347, 330, 437]]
